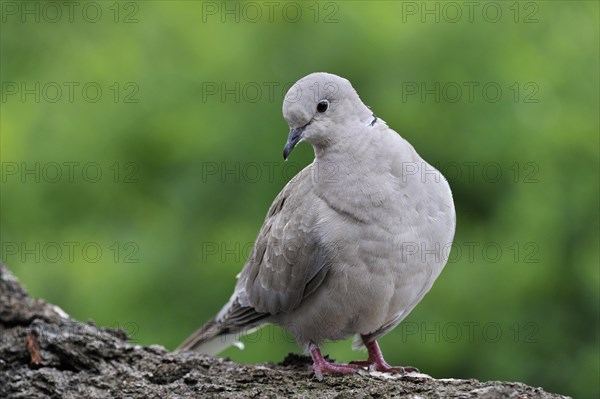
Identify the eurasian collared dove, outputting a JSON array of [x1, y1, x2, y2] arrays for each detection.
[[178, 72, 456, 379]]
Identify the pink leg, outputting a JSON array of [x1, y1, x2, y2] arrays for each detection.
[[350, 339, 419, 375], [309, 345, 359, 380]]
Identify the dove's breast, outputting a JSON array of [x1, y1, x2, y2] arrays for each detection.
[[361, 134, 455, 338], [327, 172, 453, 337]]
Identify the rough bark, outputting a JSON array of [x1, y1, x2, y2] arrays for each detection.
[[0, 263, 570, 399]]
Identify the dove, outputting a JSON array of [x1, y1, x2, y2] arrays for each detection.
[[178, 72, 456, 380]]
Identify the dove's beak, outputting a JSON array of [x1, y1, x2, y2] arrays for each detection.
[[283, 127, 304, 160]]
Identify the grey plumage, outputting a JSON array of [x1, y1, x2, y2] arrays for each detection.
[[178, 73, 455, 375]]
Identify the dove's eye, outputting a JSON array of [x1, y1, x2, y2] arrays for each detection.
[[316, 100, 329, 113]]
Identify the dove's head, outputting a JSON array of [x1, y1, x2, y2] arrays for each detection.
[[282, 72, 373, 160]]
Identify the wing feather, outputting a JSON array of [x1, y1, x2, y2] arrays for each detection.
[[236, 165, 331, 315]]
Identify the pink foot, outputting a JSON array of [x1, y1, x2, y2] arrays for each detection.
[[350, 339, 419, 375], [310, 346, 359, 380]]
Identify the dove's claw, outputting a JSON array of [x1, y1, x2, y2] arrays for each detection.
[[403, 366, 420, 373], [375, 365, 406, 375], [349, 339, 419, 375], [310, 346, 359, 380], [349, 360, 410, 374]]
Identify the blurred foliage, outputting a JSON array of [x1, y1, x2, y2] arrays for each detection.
[[1, 1, 598, 397]]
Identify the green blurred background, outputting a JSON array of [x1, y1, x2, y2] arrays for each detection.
[[1, 1, 598, 397]]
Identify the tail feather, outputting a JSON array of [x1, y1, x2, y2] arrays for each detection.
[[177, 318, 223, 353], [177, 299, 268, 355]]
